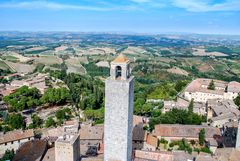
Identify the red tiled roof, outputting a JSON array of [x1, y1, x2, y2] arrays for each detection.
[[79, 124, 103, 140], [112, 54, 129, 63], [154, 124, 221, 139], [145, 133, 158, 147], [0, 129, 34, 144], [13, 140, 47, 161]]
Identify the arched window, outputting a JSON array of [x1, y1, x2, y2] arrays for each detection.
[[116, 66, 122, 79]]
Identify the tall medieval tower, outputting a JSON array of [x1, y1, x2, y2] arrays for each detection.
[[236, 118, 240, 148], [104, 54, 134, 161]]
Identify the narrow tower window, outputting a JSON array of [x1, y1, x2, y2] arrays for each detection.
[[116, 66, 122, 79]]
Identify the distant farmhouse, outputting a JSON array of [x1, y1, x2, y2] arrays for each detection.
[[184, 78, 240, 103]]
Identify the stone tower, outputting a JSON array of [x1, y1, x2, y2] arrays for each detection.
[[104, 54, 134, 161], [55, 134, 80, 161], [236, 118, 240, 148]]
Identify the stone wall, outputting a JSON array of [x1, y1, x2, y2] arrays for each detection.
[[104, 76, 134, 161], [0, 137, 34, 156]]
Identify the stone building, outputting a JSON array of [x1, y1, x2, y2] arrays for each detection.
[[153, 124, 221, 153], [0, 129, 34, 156], [154, 124, 221, 141], [236, 119, 240, 148], [104, 54, 134, 161], [163, 97, 206, 116], [79, 124, 103, 156], [55, 134, 80, 161], [207, 99, 240, 127], [184, 78, 240, 103]]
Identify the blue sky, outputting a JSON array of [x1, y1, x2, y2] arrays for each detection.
[[0, 0, 240, 35]]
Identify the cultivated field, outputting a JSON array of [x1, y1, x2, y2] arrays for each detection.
[[198, 63, 215, 72], [4, 61, 35, 74], [192, 48, 228, 57], [24, 46, 48, 52], [54, 45, 68, 52], [12, 53, 33, 62], [33, 55, 63, 65], [167, 67, 189, 76], [65, 57, 86, 74], [121, 46, 147, 55], [157, 57, 176, 63], [75, 47, 116, 56], [0, 60, 11, 70], [96, 61, 110, 68]]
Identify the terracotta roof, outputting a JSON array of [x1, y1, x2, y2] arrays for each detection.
[[112, 54, 129, 63], [215, 148, 240, 161], [79, 124, 103, 140], [185, 78, 227, 94], [13, 140, 47, 161], [133, 115, 149, 126], [208, 99, 240, 118], [132, 123, 145, 141], [154, 124, 221, 139], [228, 81, 240, 93], [132, 115, 149, 141], [134, 150, 173, 161], [145, 133, 158, 147], [41, 127, 65, 138], [0, 129, 34, 144], [42, 147, 55, 161]]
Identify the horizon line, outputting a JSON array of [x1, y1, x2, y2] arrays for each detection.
[[0, 30, 240, 37]]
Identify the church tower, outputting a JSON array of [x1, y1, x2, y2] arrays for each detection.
[[104, 54, 134, 161]]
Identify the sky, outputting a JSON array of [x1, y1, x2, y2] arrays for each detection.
[[0, 0, 240, 35]]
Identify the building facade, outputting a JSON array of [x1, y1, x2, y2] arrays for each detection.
[[55, 134, 80, 161], [184, 79, 240, 103], [0, 129, 34, 156], [236, 119, 240, 148], [104, 54, 134, 161]]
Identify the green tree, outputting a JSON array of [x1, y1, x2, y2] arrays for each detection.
[[188, 99, 194, 113], [28, 114, 43, 129], [84, 107, 104, 122], [3, 86, 41, 112], [55, 108, 72, 122], [177, 138, 192, 154], [175, 80, 187, 92], [207, 80, 215, 90], [5, 113, 25, 130], [200, 147, 212, 154], [41, 87, 70, 105], [234, 94, 240, 108], [199, 129, 205, 146], [190, 140, 196, 146], [45, 117, 56, 128], [0, 149, 14, 161], [148, 109, 205, 131]]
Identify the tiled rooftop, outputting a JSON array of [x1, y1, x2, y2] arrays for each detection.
[[79, 124, 103, 140], [13, 140, 47, 161], [154, 124, 221, 139], [0, 129, 34, 144], [112, 54, 129, 63]]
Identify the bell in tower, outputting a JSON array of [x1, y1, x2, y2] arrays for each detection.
[[110, 54, 131, 80]]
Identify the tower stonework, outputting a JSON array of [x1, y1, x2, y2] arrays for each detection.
[[104, 54, 134, 161], [236, 119, 240, 148]]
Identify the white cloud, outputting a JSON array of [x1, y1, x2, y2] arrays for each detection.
[[172, 0, 240, 12], [0, 0, 239, 12], [0, 1, 137, 11]]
